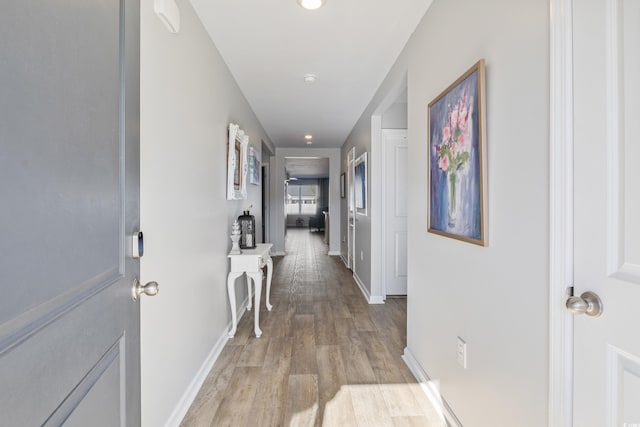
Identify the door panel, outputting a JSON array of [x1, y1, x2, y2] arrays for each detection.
[[383, 130, 408, 295], [573, 0, 640, 424], [0, 0, 140, 425], [0, 0, 122, 324], [618, 0, 640, 282], [623, 364, 640, 425], [62, 347, 123, 427], [394, 231, 408, 278]]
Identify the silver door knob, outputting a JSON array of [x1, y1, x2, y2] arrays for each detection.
[[132, 278, 159, 301], [566, 291, 603, 317]]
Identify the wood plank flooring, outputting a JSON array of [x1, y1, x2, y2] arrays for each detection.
[[180, 229, 444, 427]]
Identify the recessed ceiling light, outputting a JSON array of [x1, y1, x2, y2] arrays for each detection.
[[306, 140, 313, 145], [297, 0, 325, 10], [303, 74, 317, 84], [304, 134, 313, 140]]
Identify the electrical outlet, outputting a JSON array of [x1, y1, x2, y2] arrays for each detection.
[[457, 337, 467, 369]]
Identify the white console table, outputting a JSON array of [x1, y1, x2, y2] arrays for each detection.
[[227, 243, 273, 338]]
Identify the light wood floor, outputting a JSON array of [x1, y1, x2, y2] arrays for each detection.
[[180, 229, 444, 427]]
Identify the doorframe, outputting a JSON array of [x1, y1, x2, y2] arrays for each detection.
[[380, 129, 408, 298], [549, 0, 574, 425], [370, 116, 384, 299], [347, 147, 356, 270], [261, 141, 274, 245], [370, 74, 408, 301], [262, 162, 270, 243]]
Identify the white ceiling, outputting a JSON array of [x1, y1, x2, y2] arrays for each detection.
[[191, 0, 432, 148]]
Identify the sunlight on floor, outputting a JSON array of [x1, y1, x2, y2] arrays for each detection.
[[289, 402, 319, 427], [290, 383, 447, 427]]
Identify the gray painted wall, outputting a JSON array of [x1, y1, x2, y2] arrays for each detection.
[[140, 1, 273, 425], [342, 0, 549, 424]]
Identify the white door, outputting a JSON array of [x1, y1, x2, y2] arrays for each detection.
[[382, 130, 408, 295], [347, 148, 356, 270], [573, 0, 640, 425], [0, 0, 144, 425]]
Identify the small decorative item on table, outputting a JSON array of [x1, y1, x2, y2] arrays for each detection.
[[238, 208, 256, 249], [229, 220, 242, 255]]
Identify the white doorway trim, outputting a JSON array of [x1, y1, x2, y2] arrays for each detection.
[[380, 129, 408, 297], [262, 141, 274, 245], [347, 147, 356, 270], [370, 115, 384, 300], [549, 0, 574, 425], [262, 162, 270, 244], [370, 74, 408, 302]]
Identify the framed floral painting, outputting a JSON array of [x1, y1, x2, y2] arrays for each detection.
[[427, 59, 487, 246]]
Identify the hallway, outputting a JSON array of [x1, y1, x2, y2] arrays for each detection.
[[180, 229, 443, 426]]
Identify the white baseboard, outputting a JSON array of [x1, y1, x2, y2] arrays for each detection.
[[271, 251, 286, 257], [369, 295, 384, 304], [353, 272, 370, 301], [402, 347, 462, 427], [163, 295, 250, 427], [328, 251, 341, 256], [353, 272, 384, 305], [340, 254, 349, 268]]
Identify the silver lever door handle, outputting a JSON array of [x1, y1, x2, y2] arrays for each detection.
[[566, 291, 603, 317], [132, 278, 159, 301]]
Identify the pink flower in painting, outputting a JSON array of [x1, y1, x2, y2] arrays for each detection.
[[450, 108, 459, 128], [434, 87, 473, 175], [442, 126, 451, 141], [439, 155, 449, 172], [458, 107, 468, 132]]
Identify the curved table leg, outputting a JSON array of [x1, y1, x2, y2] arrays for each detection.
[[246, 271, 263, 338], [246, 273, 252, 311], [227, 271, 244, 337], [265, 257, 273, 311]]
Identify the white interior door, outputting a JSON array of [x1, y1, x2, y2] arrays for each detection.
[[382, 130, 408, 295], [0, 0, 142, 424], [573, 0, 640, 425], [347, 148, 355, 269]]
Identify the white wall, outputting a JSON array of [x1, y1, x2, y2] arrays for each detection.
[[381, 102, 408, 129], [343, 0, 549, 424], [269, 147, 341, 255], [140, 1, 273, 425]]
